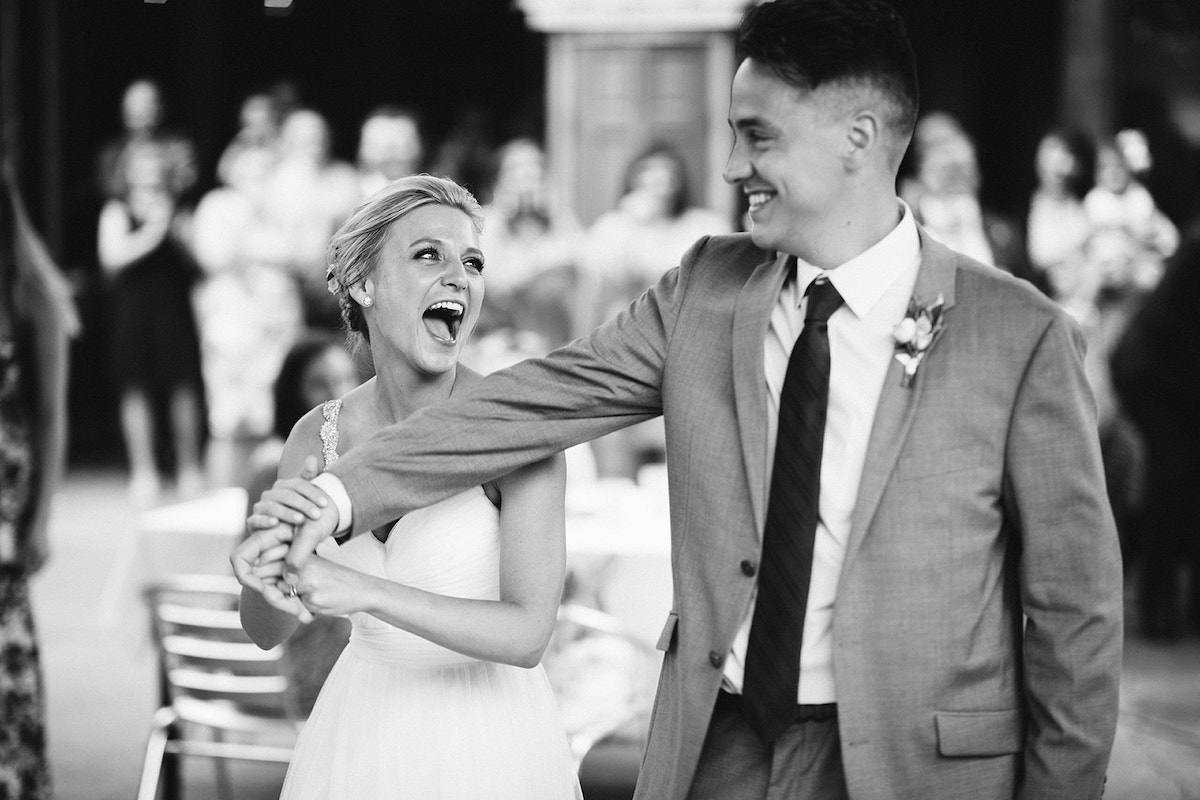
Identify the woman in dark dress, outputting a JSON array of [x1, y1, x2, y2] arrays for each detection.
[[97, 142, 205, 505], [0, 158, 75, 799]]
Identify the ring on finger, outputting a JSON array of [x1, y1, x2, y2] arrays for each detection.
[[287, 582, 299, 598]]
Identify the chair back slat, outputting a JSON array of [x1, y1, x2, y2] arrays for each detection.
[[143, 576, 303, 723]]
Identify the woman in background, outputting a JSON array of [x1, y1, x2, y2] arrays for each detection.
[[578, 142, 730, 479], [261, 108, 361, 331], [98, 143, 205, 505], [0, 158, 76, 800], [191, 144, 305, 488], [1026, 128, 1094, 310], [475, 138, 583, 359], [243, 332, 359, 517]]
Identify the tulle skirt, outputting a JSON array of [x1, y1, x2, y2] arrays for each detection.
[[280, 633, 583, 799]]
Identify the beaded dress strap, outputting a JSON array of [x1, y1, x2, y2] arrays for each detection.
[[320, 399, 342, 469]]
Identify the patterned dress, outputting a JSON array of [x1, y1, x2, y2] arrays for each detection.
[[0, 303, 51, 798]]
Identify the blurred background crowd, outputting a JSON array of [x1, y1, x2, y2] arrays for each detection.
[[2, 0, 1200, 796]]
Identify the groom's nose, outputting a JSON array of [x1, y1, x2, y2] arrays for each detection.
[[723, 143, 751, 185]]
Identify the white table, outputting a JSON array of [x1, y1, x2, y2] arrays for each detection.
[[128, 477, 675, 644], [137, 486, 249, 580]]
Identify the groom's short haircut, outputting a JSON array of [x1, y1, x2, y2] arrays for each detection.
[[737, 0, 920, 139]]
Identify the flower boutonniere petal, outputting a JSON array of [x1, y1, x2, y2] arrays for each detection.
[[892, 293, 947, 388]]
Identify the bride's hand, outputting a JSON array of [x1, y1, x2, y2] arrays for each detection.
[[231, 525, 316, 623], [232, 524, 293, 594], [288, 556, 371, 618]]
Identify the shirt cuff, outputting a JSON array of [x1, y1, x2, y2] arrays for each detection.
[[311, 472, 352, 534]]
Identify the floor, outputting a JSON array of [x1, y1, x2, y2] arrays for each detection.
[[30, 467, 1200, 800]]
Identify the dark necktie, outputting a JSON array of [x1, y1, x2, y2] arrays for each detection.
[[744, 276, 843, 743]]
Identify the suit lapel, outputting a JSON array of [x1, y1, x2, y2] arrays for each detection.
[[842, 230, 959, 571], [733, 251, 791, 535]]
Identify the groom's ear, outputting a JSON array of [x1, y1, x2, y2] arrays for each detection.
[[843, 109, 881, 170]]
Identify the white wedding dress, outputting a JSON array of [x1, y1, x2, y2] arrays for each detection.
[[279, 402, 582, 799]]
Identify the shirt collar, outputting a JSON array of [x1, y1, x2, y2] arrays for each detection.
[[792, 201, 920, 318]]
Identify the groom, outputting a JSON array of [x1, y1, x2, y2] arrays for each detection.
[[238, 1, 1122, 797]]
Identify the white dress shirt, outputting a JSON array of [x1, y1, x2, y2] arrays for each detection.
[[315, 203, 922, 706], [722, 202, 922, 703]]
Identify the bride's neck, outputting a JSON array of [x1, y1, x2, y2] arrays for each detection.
[[369, 360, 457, 428]]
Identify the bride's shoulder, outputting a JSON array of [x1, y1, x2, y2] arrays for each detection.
[[278, 403, 329, 470]]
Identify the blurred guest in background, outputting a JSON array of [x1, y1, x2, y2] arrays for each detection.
[[96, 78, 197, 204], [216, 90, 282, 189], [262, 108, 360, 331], [356, 105, 425, 200], [243, 332, 359, 509], [580, 142, 731, 333], [429, 104, 496, 196], [473, 137, 583, 362], [1083, 132, 1179, 300], [1110, 232, 1200, 640], [1074, 135, 1179, 428], [1027, 128, 1094, 312], [578, 142, 729, 479], [97, 143, 205, 505], [0, 158, 76, 800], [191, 144, 304, 488], [902, 111, 1033, 285], [898, 110, 965, 212], [1060, 133, 1179, 559]]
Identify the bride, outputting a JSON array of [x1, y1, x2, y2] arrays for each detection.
[[233, 174, 582, 799]]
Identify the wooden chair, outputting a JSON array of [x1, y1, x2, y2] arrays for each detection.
[[136, 574, 302, 800]]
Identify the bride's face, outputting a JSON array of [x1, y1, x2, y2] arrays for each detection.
[[361, 204, 485, 376]]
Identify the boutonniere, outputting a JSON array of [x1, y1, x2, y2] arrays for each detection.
[[892, 293, 946, 388]]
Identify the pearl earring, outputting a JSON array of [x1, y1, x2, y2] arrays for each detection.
[[362, 296, 373, 307]]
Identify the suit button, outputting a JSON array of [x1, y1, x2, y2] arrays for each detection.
[[740, 559, 757, 577], [709, 651, 724, 668]]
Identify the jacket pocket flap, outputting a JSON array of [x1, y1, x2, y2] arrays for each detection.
[[656, 611, 679, 652], [898, 446, 984, 481], [935, 710, 1023, 757]]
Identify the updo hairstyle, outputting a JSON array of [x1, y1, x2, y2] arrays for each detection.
[[325, 174, 484, 350]]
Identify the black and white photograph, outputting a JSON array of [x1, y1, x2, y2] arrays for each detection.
[[2, 0, 1198, 798]]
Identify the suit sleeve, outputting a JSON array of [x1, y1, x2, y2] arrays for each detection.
[[328, 239, 702, 535], [1005, 311, 1123, 799]]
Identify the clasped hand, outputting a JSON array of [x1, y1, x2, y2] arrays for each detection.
[[231, 525, 366, 623], [231, 459, 349, 623]]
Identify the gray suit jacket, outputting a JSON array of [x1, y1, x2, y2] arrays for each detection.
[[329, 230, 1123, 800]]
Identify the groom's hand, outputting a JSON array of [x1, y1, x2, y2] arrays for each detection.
[[285, 495, 338, 571]]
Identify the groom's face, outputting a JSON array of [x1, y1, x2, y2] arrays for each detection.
[[724, 58, 849, 259]]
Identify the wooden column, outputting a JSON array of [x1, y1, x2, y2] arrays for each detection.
[[519, 0, 744, 227], [40, 0, 65, 257], [1060, 0, 1116, 138], [0, 0, 21, 166]]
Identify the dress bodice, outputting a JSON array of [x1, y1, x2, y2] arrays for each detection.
[[317, 486, 501, 667]]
